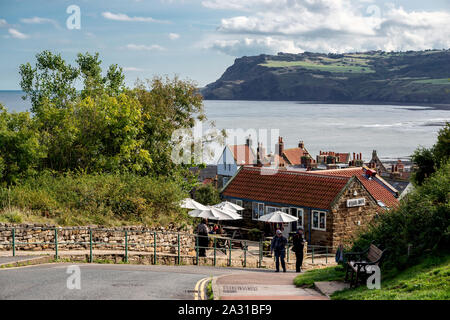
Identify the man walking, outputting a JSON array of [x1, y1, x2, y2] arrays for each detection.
[[197, 219, 209, 257], [271, 229, 288, 272], [292, 227, 305, 272]]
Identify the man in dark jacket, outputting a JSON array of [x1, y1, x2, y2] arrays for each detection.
[[197, 219, 209, 257], [271, 229, 288, 272], [292, 227, 305, 272]]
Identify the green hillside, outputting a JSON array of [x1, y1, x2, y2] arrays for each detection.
[[202, 49, 450, 103]]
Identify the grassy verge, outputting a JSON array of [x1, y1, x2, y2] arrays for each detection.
[[293, 265, 346, 288], [207, 279, 214, 300], [294, 255, 450, 300]]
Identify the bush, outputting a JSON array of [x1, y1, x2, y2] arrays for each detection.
[[0, 172, 190, 226], [352, 161, 450, 271], [194, 183, 221, 205]]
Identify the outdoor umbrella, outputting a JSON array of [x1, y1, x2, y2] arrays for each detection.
[[214, 201, 244, 212], [258, 211, 298, 223], [188, 206, 242, 221], [179, 198, 208, 210]]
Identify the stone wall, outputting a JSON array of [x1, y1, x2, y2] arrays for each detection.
[[330, 178, 378, 249], [0, 223, 195, 255]]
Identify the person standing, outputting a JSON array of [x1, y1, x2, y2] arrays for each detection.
[[292, 227, 305, 272], [271, 229, 288, 272], [197, 219, 209, 257]]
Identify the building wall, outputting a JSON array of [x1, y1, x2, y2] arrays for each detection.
[[330, 179, 379, 249], [217, 147, 238, 177]]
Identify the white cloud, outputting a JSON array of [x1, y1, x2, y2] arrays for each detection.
[[202, 0, 450, 55], [20, 17, 60, 28], [125, 43, 165, 51], [102, 12, 169, 23], [169, 33, 180, 40], [123, 67, 145, 71], [0, 19, 7, 27], [8, 28, 28, 39]]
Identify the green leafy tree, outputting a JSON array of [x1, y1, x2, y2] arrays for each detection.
[[0, 105, 46, 185], [194, 183, 221, 205], [412, 122, 450, 185]]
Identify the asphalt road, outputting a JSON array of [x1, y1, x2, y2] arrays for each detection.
[[0, 263, 269, 300]]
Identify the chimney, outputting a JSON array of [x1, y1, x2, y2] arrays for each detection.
[[277, 136, 284, 156], [298, 140, 304, 149], [246, 135, 252, 147], [391, 164, 395, 172], [359, 153, 362, 161], [353, 152, 356, 160], [256, 142, 263, 167]]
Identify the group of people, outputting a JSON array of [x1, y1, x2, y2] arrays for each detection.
[[270, 227, 305, 273]]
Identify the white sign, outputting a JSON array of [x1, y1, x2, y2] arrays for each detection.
[[347, 198, 365, 207]]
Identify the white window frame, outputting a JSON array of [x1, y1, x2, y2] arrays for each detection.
[[235, 199, 243, 207], [252, 202, 265, 220], [347, 198, 365, 208], [312, 210, 327, 231]]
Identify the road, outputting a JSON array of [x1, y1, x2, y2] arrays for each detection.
[[0, 263, 277, 300]]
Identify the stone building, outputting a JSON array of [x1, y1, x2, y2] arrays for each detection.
[[221, 166, 398, 248]]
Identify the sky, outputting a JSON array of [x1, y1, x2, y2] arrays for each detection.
[[0, 0, 449, 89]]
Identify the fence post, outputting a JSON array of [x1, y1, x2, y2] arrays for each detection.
[[54, 228, 58, 260], [213, 237, 216, 267], [124, 231, 128, 263], [312, 246, 314, 264], [259, 240, 263, 268], [12, 228, 15, 257], [326, 246, 328, 264], [89, 229, 93, 263], [196, 235, 199, 265], [153, 232, 157, 265], [287, 242, 290, 263], [228, 239, 231, 267], [243, 241, 247, 268], [177, 233, 180, 265]]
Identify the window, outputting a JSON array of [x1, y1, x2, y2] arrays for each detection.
[[252, 202, 264, 220], [290, 208, 304, 227], [223, 177, 229, 185], [235, 199, 243, 207], [312, 210, 326, 231]]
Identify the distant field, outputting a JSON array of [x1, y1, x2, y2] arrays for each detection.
[[260, 60, 375, 73], [413, 78, 450, 85]]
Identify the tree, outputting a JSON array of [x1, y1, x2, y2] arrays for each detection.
[[0, 105, 46, 185], [412, 122, 450, 185], [194, 183, 221, 205]]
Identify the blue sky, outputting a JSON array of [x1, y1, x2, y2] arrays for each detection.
[[0, 0, 449, 89]]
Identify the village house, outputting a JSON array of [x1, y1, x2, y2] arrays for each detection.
[[217, 137, 256, 188], [220, 166, 399, 248]]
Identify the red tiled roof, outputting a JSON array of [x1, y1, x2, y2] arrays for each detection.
[[230, 145, 255, 165], [309, 167, 399, 208], [222, 167, 351, 210], [282, 147, 309, 165]]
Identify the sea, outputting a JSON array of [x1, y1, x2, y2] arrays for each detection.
[[1, 90, 449, 163]]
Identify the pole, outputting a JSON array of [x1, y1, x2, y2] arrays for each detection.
[[326, 246, 328, 264], [196, 235, 199, 265], [259, 240, 263, 268], [124, 231, 128, 263], [12, 228, 15, 257], [243, 241, 247, 268], [287, 242, 290, 263], [153, 232, 157, 264], [213, 237, 216, 267], [54, 228, 58, 260], [89, 229, 93, 263], [312, 246, 314, 264], [228, 239, 232, 266], [177, 233, 180, 265]]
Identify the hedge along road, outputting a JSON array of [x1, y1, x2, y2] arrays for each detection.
[[0, 263, 264, 300]]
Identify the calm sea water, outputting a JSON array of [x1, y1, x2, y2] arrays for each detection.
[[1, 91, 449, 163]]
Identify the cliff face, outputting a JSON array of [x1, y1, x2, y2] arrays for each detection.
[[201, 50, 450, 103]]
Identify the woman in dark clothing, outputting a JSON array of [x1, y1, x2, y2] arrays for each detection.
[[292, 227, 305, 272], [197, 219, 209, 257]]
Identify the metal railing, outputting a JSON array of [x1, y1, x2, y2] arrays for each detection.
[[0, 226, 334, 268]]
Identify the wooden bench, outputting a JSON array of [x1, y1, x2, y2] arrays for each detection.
[[344, 244, 386, 288]]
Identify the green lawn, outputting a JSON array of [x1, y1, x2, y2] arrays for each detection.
[[259, 60, 375, 73], [294, 255, 450, 300]]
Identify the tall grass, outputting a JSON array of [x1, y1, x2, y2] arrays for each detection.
[[0, 172, 191, 227]]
